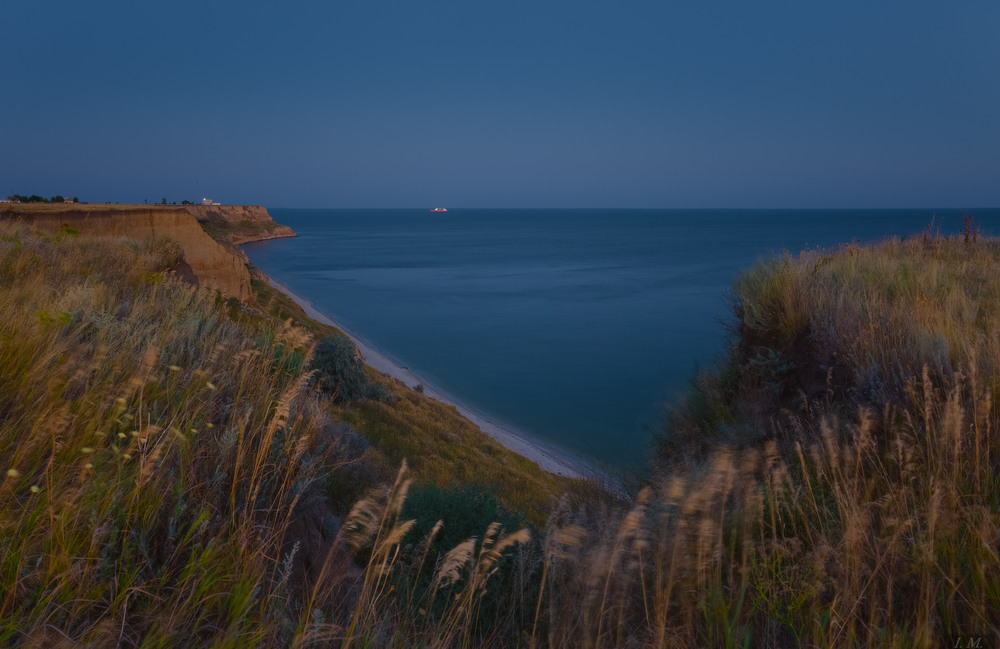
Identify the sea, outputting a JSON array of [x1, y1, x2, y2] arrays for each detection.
[[242, 208, 1000, 476]]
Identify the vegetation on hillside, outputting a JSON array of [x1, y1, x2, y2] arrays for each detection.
[[0, 224, 583, 646], [248, 275, 586, 524], [0, 224, 360, 645], [2, 219, 999, 647], [653, 222, 1000, 645]]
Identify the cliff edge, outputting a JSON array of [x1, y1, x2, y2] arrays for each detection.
[[0, 203, 293, 302], [184, 204, 297, 247]]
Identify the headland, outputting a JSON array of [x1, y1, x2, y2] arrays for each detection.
[[0, 203, 295, 302]]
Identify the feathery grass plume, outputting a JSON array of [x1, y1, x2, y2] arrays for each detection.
[[476, 524, 532, 587], [339, 461, 410, 555], [264, 368, 317, 444], [593, 486, 651, 644], [277, 317, 315, 352], [407, 518, 444, 611], [334, 462, 418, 647], [531, 522, 587, 647], [429, 537, 479, 606], [428, 525, 522, 648]]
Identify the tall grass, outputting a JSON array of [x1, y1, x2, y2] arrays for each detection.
[[308, 227, 1000, 647], [5, 222, 1000, 647], [0, 226, 551, 647], [665, 229, 1000, 455], [641, 226, 1000, 646], [0, 225, 354, 645]]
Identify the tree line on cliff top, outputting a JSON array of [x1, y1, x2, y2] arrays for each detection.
[[4, 195, 204, 205], [5, 194, 77, 203]]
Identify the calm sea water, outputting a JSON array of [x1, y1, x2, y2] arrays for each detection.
[[243, 208, 1000, 474]]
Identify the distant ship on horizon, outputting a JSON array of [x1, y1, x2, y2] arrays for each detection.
[[429, 207, 447, 212]]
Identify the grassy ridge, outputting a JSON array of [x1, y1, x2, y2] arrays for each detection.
[[665, 222, 1000, 455], [648, 226, 1000, 645]]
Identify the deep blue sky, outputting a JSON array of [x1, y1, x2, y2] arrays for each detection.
[[4, 0, 998, 208]]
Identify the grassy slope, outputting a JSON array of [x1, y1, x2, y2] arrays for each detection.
[[249, 276, 585, 526], [0, 224, 588, 647], [5, 218, 1000, 647], [643, 227, 1000, 646], [0, 225, 345, 645]]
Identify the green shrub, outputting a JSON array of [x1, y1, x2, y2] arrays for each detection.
[[402, 482, 526, 554], [309, 335, 393, 403]]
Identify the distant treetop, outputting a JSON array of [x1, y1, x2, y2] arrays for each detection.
[[5, 194, 78, 203]]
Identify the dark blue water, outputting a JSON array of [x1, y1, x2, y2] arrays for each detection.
[[243, 208, 1000, 473]]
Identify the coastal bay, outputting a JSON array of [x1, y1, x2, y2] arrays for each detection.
[[259, 273, 597, 481], [243, 208, 1000, 473]]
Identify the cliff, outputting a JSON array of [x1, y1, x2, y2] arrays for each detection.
[[0, 203, 294, 302], [183, 204, 297, 247]]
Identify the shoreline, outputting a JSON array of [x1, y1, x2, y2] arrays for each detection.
[[258, 272, 603, 482]]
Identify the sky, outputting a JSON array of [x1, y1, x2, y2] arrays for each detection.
[[3, 0, 999, 208]]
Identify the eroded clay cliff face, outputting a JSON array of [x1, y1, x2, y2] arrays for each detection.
[[0, 205, 254, 301]]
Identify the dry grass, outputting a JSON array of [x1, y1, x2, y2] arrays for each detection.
[[640, 225, 1000, 646], [0, 224, 579, 647], [535, 371, 1000, 646], [5, 220, 999, 647], [0, 224, 356, 645], [665, 226, 1000, 456]]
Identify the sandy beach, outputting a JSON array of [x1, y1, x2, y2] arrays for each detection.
[[260, 274, 602, 482]]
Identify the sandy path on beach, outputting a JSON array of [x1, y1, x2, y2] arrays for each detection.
[[261, 274, 599, 481]]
